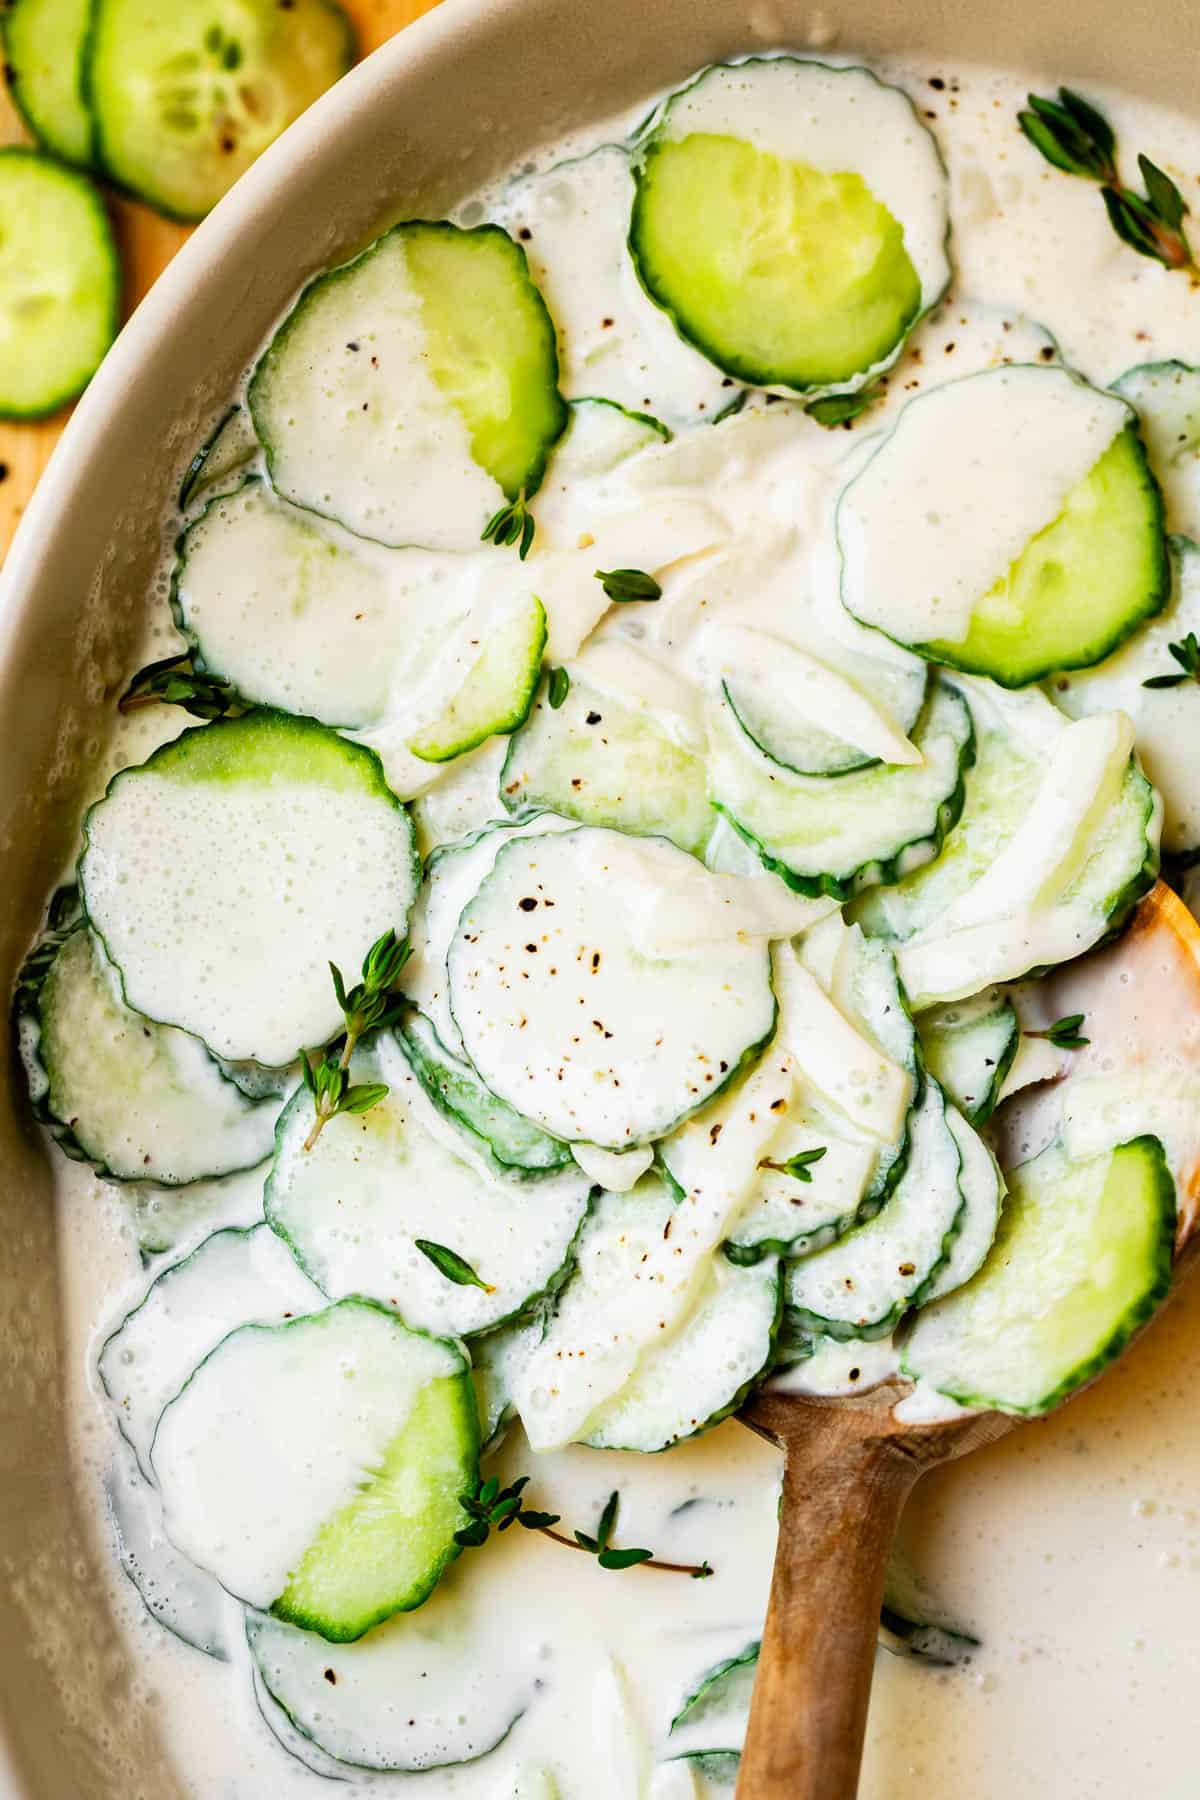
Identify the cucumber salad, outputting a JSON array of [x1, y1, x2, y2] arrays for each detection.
[[24, 49, 1200, 1800]]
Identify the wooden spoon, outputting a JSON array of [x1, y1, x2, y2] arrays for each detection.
[[734, 880, 1200, 1799]]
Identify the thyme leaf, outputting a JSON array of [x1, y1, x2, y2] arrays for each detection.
[[455, 1479, 713, 1577], [547, 665, 570, 709], [1142, 631, 1200, 688], [805, 385, 880, 429], [758, 1146, 828, 1184], [482, 493, 536, 560], [302, 928, 413, 1151], [1020, 89, 1197, 276], [1030, 1013, 1091, 1051], [595, 567, 663, 603], [118, 654, 240, 721], [415, 1239, 495, 1292]]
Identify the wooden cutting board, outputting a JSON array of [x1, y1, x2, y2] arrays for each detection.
[[0, 0, 441, 564]]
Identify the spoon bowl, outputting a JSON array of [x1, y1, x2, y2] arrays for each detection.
[[735, 879, 1200, 1799]]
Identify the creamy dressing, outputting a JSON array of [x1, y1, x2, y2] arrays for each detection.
[[40, 49, 1200, 1800]]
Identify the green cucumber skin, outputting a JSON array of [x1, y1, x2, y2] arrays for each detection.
[[78, 709, 418, 1049], [627, 58, 950, 400], [570, 394, 673, 443], [411, 597, 548, 764], [583, 1263, 783, 1454], [396, 1014, 573, 1178], [714, 693, 976, 903], [85, 0, 356, 224], [262, 1067, 594, 1340], [837, 400, 1169, 688], [151, 1298, 478, 1641], [168, 476, 256, 704], [248, 221, 568, 533], [3, 0, 97, 166], [723, 677, 883, 781], [0, 147, 119, 419], [902, 1136, 1176, 1417]]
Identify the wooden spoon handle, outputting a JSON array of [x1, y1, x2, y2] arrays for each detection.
[[736, 1416, 920, 1800]]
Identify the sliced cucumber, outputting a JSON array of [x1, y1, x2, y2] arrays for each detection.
[[0, 148, 118, 417], [447, 826, 776, 1148], [917, 989, 1019, 1126], [1056, 535, 1200, 856], [105, 1459, 231, 1661], [178, 404, 259, 510], [785, 1076, 964, 1341], [501, 668, 714, 856], [16, 911, 279, 1186], [398, 1009, 571, 1178], [519, 1062, 788, 1448], [774, 932, 914, 1144], [777, 1330, 898, 1395], [1061, 1070, 1200, 1192], [411, 592, 546, 762], [839, 366, 1165, 685], [249, 222, 565, 552], [585, 1252, 780, 1451], [718, 623, 924, 779], [919, 1105, 1005, 1303], [723, 1093, 879, 1262], [4, 0, 94, 164], [903, 1138, 1175, 1415], [152, 1298, 477, 1639], [671, 1641, 759, 1733], [492, 145, 733, 428], [1112, 360, 1200, 539], [709, 677, 973, 900], [87, 0, 355, 220], [470, 1315, 541, 1451], [98, 1223, 323, 1480], [248, 1593, 530, 1773], [630, 60, 949, 394], [547, 397, 671, 482], [880, 1553, 979, 1666], [265, 1036, 591, 1337], [403, 815, 577, 1058], [896, 759, 1158, 1009], [79, 711, 418, 1066], [171, 478, 426, 729]]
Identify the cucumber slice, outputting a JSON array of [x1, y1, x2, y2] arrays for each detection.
[[470, 1315, 540, 1451], [630, 60, 949, 394], [516, 1061, 789, 1449], [447, 826, 776, 1148], [398, 1009, 571, 1178], [249, 222, 566, 552], [902, 1138, 1175, 1414], [403, 815, 577, 1058], [98, 1223, 323, 1480], [1056, 536, 1200, 856], [1112, 360, 1200, 539], [171, 478, 424, 729], [79, 711, 418, 1066], [152, 1298, 477, 1639], [492, 145, 734, 428], [851, 691, 1045, 943], [917, 989, 1019, 1126], [265, 1036, 591, 1337], [896, 758, 1159, 1008], [920, 1105, 1005, 1303], [585, 1252, 780, 1451], [719, 624, 924, 779], [548, 397, 671, 481], [4, 0, 94, 164], [785, 1076, 964, 1341], [17, 913, 280, 1186], [247, 1592, 530, 1773], [87, 0, 355, 220], [709, 677, 973, 900], [1061, 1071, 1200, 1191], [723, 1094, 879, 1262], [671, 1641, 758, 1733], [879, 1553, 979, 1666], [839, 366, 1166, 685], [178, 404, 259, 510], [105, 1459, 231, 1660], [501, 669, 714, 856], [410, 592, 546, 762], [0, 148, 118, 417], [777, 1329, 898, 1395]]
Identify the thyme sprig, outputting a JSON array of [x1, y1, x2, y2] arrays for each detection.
[[1142, 631, 1200, 689], [547, 666, 570, 709], [1029, 1013, 1091, 1051], [302, 928, 413, 1152], [595, 567, 663, 603], [118, 653, 240, 721], [758, 1146, 828, 1184], [1019, 89, 1198, 277], [455, 1479, 713, 1578], [482, 493, 535, 560], [415, 1239, 495, 1292]]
